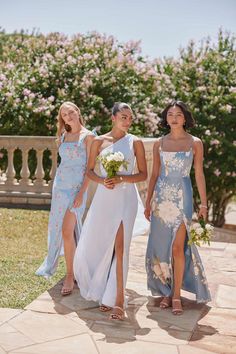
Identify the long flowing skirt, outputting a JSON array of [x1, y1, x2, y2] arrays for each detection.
[[73, 182, 138, 307], [146, 176, 211, 303], [36, 186, 87, 278]]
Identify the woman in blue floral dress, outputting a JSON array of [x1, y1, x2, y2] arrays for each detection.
[[145, 100, 211, 315], [36, 102, 94, 295]]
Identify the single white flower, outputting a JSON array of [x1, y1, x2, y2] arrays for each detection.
[[160, 262, 171, 280], [191, 223, 200, 230], [158, 201, 181, 224], [205, 224, 214, 231], [196, 227, 204, 235], [106, 155, 113, 162]]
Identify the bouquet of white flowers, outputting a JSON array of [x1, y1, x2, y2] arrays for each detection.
[[98, 151, 129, 178], [188, 218, 214, 247]]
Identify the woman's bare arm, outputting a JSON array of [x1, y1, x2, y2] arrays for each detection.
[[144, 139, 161, 220], [193, 137, 208, 220]]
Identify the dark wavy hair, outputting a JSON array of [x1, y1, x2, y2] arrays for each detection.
[[160, 100, 195, 129]]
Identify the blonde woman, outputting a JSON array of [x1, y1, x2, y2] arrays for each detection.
[[36, 102, 95, 295]]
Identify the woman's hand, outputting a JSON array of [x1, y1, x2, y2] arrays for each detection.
[[73, 192, 83, 208], [103, 176, 123, 189], [103, 178, 115, 189], [144, 202, 152, 221], [198, 205, 207, 221], [107, 176, 123, 185]]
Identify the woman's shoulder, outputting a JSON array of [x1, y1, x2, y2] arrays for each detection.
[[190, 134, 202, 145], [92, 134, 110, 145], [82, 128, 95, 136], [153, 136, 164, 150]]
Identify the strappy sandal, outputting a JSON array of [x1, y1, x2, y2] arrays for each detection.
[[99, 304, 112, 312], [61, 273, 75, 296], [172, 298, 183, 315], [160, 296, 172, 309], [109, 306, 125, 321]]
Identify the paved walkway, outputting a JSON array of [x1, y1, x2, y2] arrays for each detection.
[[0, 237, 236, 354]]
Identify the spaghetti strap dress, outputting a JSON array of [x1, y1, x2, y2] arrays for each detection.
[[36, 131, 93, 278], [146, 137, 211, 303]]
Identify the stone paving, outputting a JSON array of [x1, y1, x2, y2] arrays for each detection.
[[1, 237, 236, 354]]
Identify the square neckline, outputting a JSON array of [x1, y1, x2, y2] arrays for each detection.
[[61, 130, 88, 144], [159, 135, 194, 154]]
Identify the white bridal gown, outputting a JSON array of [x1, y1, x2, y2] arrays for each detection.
[[73, 134, 148, 307]]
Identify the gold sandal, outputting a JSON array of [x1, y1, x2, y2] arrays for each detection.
[[172, 299, 183, 315], [109, 306, 125, 321]]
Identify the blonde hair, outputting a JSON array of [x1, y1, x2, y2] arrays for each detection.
[[56, 102, 84, 142]]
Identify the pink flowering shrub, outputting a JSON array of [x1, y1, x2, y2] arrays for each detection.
[[0, 29, 235, 226]]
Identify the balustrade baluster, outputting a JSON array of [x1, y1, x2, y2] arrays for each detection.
[[34, 149, 45, 187], [5, 148, 16, 186], [19, 148, 30, 187]]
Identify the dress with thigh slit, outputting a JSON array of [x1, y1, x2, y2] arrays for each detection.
[[73, 134, 139, 307], [36, 131, 93, 278], [146, 137, 211, 303]]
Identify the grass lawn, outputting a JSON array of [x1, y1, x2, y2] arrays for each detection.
[[0, 208, 65, 309]]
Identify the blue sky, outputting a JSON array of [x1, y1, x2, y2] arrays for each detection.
[[0, 0, 235, 58]]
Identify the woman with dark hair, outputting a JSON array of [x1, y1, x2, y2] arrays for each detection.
[[36, 102, 95, 296], [73, 102, 147, 320], [144, 100, 211, 315]]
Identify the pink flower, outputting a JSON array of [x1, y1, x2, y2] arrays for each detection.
[[23, 88, 31, 96], [205, 129, 211, 136], [29, 93, 35, 99], [225, 104, 232, 113], [48, 96, 55, 102], [210, 139, 220, 146], [0, 74, 6, 81], [214, 169, 221, 176], [6, 63, 14, 69]]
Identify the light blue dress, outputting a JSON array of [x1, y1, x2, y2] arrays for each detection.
[[146, 137, 211, 303], [36, 131, 93, 278]]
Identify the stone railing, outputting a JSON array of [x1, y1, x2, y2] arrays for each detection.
[[0, 136, 156, 207]]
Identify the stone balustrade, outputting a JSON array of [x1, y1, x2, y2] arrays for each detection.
[[0, 135, 156, 207]]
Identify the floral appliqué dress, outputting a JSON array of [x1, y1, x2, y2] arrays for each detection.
[[146, 139, 211, 303], [36, 131, 92, 278]]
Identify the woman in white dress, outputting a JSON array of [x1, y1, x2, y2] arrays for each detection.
[[73, 102, 147, 320]]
